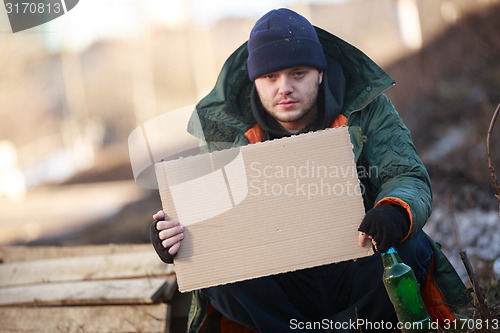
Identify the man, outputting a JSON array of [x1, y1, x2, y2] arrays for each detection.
[[151, 8, 468, 333]]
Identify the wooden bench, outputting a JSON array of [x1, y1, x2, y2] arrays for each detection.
[[0, 244, 189, 333]]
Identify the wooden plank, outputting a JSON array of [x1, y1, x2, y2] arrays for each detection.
[[0, 304, 169, 333], [0, 244, 153, 263], [0, 277, 175, 306], [0, 250, 174, 287]]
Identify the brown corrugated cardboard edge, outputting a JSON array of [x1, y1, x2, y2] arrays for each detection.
[[155, 127, 374, 292]]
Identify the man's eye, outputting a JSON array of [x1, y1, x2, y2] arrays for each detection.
[[265, 74, 275, 80], [293, 71, 306, 77]]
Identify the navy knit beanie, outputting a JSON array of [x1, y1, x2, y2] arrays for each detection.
[[247, 8, 327, 81]]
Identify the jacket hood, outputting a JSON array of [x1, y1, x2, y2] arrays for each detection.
[[188, 26, 396, 144]]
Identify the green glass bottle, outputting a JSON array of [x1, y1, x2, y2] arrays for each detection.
[[382, 247, 431, 333]]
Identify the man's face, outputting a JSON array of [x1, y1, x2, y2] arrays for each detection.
[[254, 66, 323, 131]]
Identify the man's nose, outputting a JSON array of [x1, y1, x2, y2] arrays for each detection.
[[278, 77, 293, 95]]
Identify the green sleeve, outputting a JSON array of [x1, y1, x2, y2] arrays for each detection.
[[359, 95, 432, 236]]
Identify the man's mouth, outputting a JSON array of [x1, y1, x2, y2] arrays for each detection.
[[278, 100, 298, 108]]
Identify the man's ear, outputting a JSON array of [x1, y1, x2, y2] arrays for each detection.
[[318, 70, 324, 85]]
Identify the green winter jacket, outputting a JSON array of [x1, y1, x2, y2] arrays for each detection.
[[184, 27, 468, 333]]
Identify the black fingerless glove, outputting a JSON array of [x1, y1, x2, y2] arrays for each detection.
[[358, 204, 411, 253], [150, 219, 176, 264]]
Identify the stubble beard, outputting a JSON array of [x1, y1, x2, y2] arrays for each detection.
[[258, 77, 321, 125]]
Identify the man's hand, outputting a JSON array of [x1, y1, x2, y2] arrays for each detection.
[[150, 210, 184, 263], [357, 205, 410, 253], [358, 231, 376, 249]]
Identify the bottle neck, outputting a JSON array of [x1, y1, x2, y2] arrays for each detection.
[[381, 247, 402, 268]]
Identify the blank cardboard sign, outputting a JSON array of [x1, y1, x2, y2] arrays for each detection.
[[155, 127, 372, 292]]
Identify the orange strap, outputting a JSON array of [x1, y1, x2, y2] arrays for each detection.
[[243, 114, 348, 144], [330, 113, 348, 128], [421, 259, 457, 326], [244, 123, 265, 144]]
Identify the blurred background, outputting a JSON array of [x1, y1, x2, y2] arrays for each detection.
[[0, 0, 499, 286]]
